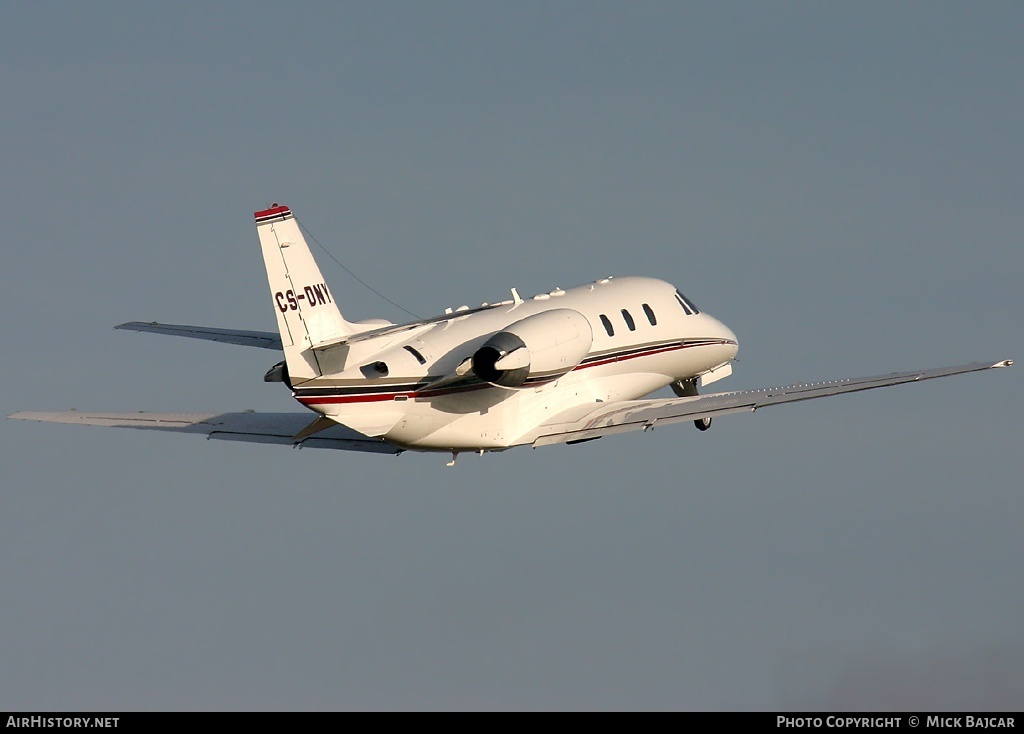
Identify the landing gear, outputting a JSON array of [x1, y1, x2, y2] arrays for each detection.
[[670, 379, 698, 398], [671, 379, 712, 432]]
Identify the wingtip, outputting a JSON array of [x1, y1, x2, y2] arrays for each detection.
[[994, 359, 1014, 368], [114, 321, 158, 330], [8, 410, 80, 422]]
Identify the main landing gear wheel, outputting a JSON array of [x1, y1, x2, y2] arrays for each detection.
[[694, 417, 712, 431]]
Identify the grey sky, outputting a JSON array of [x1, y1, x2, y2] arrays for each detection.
[[1, 2, 1021, 710]]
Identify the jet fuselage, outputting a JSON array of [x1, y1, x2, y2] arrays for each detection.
[[290, 276, 738, 450]]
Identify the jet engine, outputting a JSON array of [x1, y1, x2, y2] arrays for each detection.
[[471, 309, 593, 388]]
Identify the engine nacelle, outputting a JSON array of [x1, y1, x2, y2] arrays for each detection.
[[471, 309, 593, 388]]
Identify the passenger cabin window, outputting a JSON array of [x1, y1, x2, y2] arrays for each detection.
[[599, 314, 614, 337], [621, 309, 636, 331], [642, 303, 657, 326], [675, 290, 700, 315], [403, 345, 427, 365]]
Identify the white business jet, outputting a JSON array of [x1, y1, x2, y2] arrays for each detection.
[[10, 204, 1012, 464]]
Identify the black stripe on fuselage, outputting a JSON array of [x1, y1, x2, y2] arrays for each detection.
[[291, 337, 732, 403]]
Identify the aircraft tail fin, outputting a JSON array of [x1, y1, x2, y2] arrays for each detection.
[[255, 204, 354, 381]]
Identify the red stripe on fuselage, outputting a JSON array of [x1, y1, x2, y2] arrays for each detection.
[[580, 342, 695, 369], [294, 340, 728, 406], [297, 392, 414, 405]]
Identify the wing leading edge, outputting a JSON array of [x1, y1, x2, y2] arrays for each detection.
[[8, 411, 402, 454], [528, 359, 1013, 447]]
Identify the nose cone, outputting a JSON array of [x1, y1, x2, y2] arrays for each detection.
[[709, 316, 739, 359]]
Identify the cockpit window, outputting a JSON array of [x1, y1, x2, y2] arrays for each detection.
[[599, 314, 614, 337], [642, 303, 657, 326], [675, 290, 700, 315]]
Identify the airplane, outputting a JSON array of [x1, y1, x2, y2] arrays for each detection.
[[10, 203, 1013, 465]]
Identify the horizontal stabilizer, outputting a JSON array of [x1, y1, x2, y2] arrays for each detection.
[[116, 322, 282, 350], [9, 411, 401, 454]]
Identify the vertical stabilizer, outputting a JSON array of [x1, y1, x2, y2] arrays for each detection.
[[255, 204, 352, 382]]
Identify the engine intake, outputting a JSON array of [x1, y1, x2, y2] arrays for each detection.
[[472, 331, 529, 387]]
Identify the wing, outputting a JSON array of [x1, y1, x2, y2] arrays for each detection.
[[527, 359, 1013, 447], [116, 322, 283, 350], [8, 411, 402, 454]]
